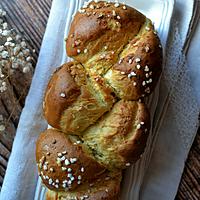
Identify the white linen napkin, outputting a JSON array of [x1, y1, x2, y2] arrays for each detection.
[[0, 1, 71, 199], [1, 1, 199, 200], [140, 1, 200, 199]]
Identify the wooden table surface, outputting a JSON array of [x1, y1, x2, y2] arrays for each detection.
[[0, 0, 199, 199]]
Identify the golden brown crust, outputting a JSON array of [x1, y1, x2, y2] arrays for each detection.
[[36, 129, 106, 192], [66, 1, 145, 65], [37, 1, 163, 199], [46, 171, 121, 200], [83, 100, 150, 169], [65, 1, 162, 100], [43, 62, 115, 134], [43, 62, 82, 130], [104, 21, 162, 100], [117, 101, 150, 164]]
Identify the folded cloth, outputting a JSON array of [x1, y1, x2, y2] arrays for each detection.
[[0, 1, 71, 199], [139, 1, 200, 200], [0, 1, 199, 200]]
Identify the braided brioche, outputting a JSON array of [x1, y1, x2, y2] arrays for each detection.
[[46, 171, 121, 200], [83, 100, 150, 169], [66, 1, 162, 100], [36, 1, 162, 199], [43, 62, 115, 134], [36, 129, 106, 191]]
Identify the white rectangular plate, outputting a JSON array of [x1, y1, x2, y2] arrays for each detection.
[[34, 0, 174, 199]]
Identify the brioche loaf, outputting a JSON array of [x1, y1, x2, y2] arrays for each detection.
[[43, 62, 115, 134], [36, 1, 162, 199], [46, 171, 121, 200]]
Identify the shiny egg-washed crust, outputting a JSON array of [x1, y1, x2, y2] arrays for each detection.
[[83, 100, 150, 169], [37, 100, 149, 192], [36, 129, 106, 191], [46, 171, 121, 200], [38, 0, 163, 198], [66, 0, 162, 100], [105, 23, 162, 100], [66, 1, 146, 66], [43, 62, 115, 134]]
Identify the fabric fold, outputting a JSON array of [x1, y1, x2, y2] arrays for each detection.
[[0, 1, 70, 200]]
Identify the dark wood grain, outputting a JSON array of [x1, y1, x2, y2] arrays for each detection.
[[0, 0, 52, 187], [0, 0, 199, 199], [176, 129, 200, 200]]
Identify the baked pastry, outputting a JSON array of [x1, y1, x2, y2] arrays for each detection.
[[36, 100, 149, 191], [36, 1, 162, 199], [43, 62, 115, 134], [82, 100, 150, 169], [36, 129, 106, 191], [66, 0, 162, 100], [46, 171, 121, 200]]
